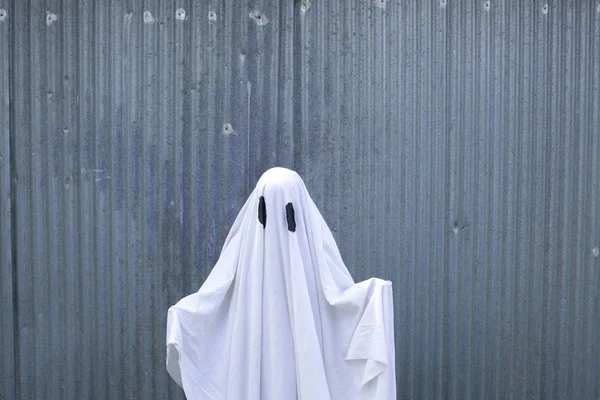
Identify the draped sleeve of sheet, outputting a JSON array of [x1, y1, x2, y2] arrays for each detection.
[[166, 167, 397, 400]]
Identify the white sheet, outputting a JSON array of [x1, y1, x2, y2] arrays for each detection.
[[166, 167, 396, 400]]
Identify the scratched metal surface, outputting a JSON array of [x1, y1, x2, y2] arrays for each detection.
[[3, 0, 600, 399]]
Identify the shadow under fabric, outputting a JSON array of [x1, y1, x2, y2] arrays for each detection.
[[166, 167, 396, 400]]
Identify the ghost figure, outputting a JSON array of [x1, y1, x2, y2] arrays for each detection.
[[166, 167, 396, 400]]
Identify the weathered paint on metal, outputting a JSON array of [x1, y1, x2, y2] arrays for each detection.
[[2, 0, 600, 399]]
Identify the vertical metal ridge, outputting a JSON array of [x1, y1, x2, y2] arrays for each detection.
[[482, 0, 494, 396], [73, 0, 83, 397], [45, 0, 60, 397], [557, 3, 573, 398], [536, 2, 551, 398], [507, 4, 519, 398], [334, 0, 344, 261], [408, 2, 417, 396], [529, 3, 543, 398], [140, 1, 156, 397], [567, 4, 580, 395], [92, 1, 103, 398], [395, 0, 406, 390], [108, 0, 117, 390], [138, 0, 149, 395], [156, 1, 170, 398], [106, 0, 117, 396], [381, 0, 392, 377], [122, 2, 138, 398], [14, 2, 33, 397], [476, 1, 489, 397], [413, 1, 421, 395], [90, 0, 100, 396], [3, 0, 17, 399], [441, 0, 451, 396], [592, 4, 600, 398], [584, 5, 600, 399], [192, 0, 207, 297], [572, 5, 590, 399], [29, 1, 41, 397], [365, 0, 373, 281], [61, 1, 77, 395], [478, 3, 488, 398], [348, 1, 358, 277], [464, 2, 476, 398], [56, 0, 68, 397], [490, 2, 502, 397], [329, 0, 342, 238], [205, 0, 218, 291], [432, 1, 446, 396], [321, 0, 335, 232], [110, 0, 124, 397], [544, 3, 560, 397], [319, 0, 327, 204], [359, 0, 366, 280], [446, 1, 459, 398], [458, 2, 468, 392], [417, 1, 430, 397], [555, 2, 568, 397], [154, 1, 169, 397], [499, 2, 511, 397], [104, 0, 113, 394], [396, 2, 407, 396], [520, 3, 532, 399]]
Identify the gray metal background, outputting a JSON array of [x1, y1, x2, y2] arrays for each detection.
[[1, 0, 599, 399]]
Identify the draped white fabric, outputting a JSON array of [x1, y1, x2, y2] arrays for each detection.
[[166, 167, 396, 400]]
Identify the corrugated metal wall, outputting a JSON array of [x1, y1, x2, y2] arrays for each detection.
[[1, 0, 599, 399]]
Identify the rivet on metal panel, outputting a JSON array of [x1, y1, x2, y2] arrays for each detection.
[[0, 9, 7, 22], [249, 10, 269, 26], [593, 247, 599, 258], [65, 176, 71, 188], [453, 221, 460, 235], [222, 123, 235, 135], [63, 128, 68, 134], [301, 0, 312, 12], [484, 1, 491, 11], [143, 11, 155, 24], [208, 11, 217, 21], [440, 0, 447, 8], [46, 12, 58, 26], [541, 4, 548, 14], [176, 8, 186, 21], [374, 0, 387, 9]]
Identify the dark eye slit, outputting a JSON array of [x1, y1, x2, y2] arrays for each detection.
[[258, 196, 267, 228], [286, 203, 296, 232]]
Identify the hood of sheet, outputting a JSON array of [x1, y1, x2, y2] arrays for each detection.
[[166, 167, 396, 400]]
